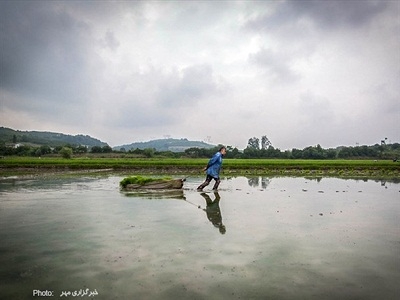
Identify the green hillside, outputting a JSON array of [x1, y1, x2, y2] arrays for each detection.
[[0, 127, 108, 147], [114, 138, 214, 152]]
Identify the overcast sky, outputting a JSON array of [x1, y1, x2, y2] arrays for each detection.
[[1, 0, 399, 149]]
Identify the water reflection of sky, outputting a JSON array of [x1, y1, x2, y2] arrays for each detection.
[[0, 175, 399, 299]]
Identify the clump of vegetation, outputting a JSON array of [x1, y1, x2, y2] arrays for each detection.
[[119, 176, 172, 188], [59, 147, 73, 159]]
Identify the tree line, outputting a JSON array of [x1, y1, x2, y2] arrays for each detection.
[[1, 137, 399, 160], [184, 143, 399, 160], [184, 136, 399, 160], [0, 144, 113, 158]]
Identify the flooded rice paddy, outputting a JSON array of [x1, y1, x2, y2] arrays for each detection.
[[0, 175, 399, 300]]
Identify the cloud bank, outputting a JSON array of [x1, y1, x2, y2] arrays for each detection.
[[1, 0, 399, 149]]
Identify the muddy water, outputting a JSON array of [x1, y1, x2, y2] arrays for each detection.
[[0, 175, 399, 300]]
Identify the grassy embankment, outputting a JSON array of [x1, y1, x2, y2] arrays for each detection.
[[1, 156, 399, 178]]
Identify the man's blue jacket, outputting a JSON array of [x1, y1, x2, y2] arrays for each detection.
[[206, 151, 223, 179]]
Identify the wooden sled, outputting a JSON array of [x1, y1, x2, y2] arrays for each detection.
[[122, 178, 185, 190]]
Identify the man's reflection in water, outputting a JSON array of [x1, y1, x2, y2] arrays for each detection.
[[200, 192, 226, 234]]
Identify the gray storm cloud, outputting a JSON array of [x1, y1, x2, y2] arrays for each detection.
[[1, 1, 399, 148]]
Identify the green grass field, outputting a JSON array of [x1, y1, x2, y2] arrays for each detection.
[[1, 156, 399, 178]]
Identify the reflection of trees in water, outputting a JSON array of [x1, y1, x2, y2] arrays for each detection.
[[305, 177, 323, 183], [261, 178, 271, 189], [247, 177, 271, 189]]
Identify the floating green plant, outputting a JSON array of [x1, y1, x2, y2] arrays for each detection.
[[119, 176, 172, 188]]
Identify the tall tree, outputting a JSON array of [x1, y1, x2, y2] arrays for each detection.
[[247, 137, 260, 149], [261, 135, 272, 149]]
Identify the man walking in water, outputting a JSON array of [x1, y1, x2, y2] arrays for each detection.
[[197, 146, 226, 191]]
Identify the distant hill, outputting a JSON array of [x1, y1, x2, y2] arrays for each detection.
[[0, 127, 108, 148], [114, 138, 215, 152]]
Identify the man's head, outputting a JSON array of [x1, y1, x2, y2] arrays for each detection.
[[219, 146, 227, 156]]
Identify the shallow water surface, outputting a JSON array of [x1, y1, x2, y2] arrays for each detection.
[[0, 175, 399, 299]]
